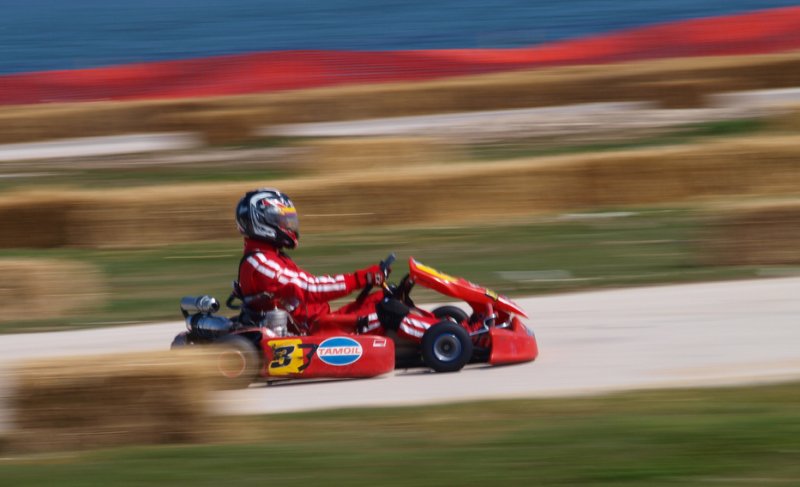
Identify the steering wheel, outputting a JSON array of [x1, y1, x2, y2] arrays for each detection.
[[356, 253, 395, 302], [380, 253, 396, 279]]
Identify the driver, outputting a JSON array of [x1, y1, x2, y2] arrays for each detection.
[[233, 188, 437, 340]]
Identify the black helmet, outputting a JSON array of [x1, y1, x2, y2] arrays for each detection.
[[235, 189, 299, 249]]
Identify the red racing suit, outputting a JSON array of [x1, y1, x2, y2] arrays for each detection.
[[237, 239, 437, 341]]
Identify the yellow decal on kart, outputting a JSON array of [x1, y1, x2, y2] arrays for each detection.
[[415, 262, 457, 283], [269, 338, 305, 375]]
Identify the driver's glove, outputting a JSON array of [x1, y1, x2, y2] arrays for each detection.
[[354, 264, 384, 287], [355, 315, 370, 334]]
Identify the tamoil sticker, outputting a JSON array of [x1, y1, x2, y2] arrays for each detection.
[[317, 337, 363, 366]]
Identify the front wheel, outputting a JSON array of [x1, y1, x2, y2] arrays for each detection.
[[421, 321, 473, 373]]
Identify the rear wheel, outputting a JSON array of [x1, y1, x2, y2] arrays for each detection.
[[214, 334, 260, 389], [421, 321, 473, 373], [432, 305, 468, 325]]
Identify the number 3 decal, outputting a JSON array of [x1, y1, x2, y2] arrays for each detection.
[[271, 345, 295, 368], [269, 339, 318, 375]]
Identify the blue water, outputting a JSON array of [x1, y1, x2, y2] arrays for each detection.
[[2, 0, 798, 74]]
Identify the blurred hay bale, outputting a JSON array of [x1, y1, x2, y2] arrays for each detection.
[[287, 157, 588, 230], [303, 137, 457, 173], [0, 102, 165, 144], [0, 192, 81, 248], [0, 258, 104, 321], [151, 107, 269, 145], [8, 350, 223, 453], [699, 200, 800, 266], [622, 78, 726, 109], [65, 187, 239, 248], [769, 105, 800, 133], [0, 135, 799, 248], [576, 136, 800, 206]]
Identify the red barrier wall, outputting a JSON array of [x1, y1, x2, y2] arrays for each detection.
[[2, 6, 800, 105]]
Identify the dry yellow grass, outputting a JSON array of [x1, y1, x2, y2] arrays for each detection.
[[8, 350, 224, 453], [700, 199, 800, 266], [0, 258, 105, 321], [3, 51, 800, 144], [1, 134, 799, 248]]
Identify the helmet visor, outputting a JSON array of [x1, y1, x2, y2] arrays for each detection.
[[278, 209, 299, 234]]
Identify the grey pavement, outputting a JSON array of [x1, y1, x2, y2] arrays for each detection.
[[0, 133, 202, 162], [710, 87, 800, 109], [259, 102, 775, 140], [1, 276, 798, 429]]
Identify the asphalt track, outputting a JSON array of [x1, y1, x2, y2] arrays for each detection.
[[0, 277, 798, 425]]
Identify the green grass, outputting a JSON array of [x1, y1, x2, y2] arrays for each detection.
[[2, 382, 800, 485], [0, 208, 762, 333]]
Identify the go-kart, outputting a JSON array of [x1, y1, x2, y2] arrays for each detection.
[[171, 254, 537, 387]]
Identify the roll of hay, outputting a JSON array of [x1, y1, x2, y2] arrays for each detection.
[[8, 350, 221, 453], [770, 104, 800, 133], [304, 137, 457, 173], [1, 135, 799, 248], [0, 258, 105, 322], [0, 192, 81, 248], [151, 107, 270, 145], [0, 101, 167, 145], [700, 200, 800, 266], [64, 186, 241, 248]]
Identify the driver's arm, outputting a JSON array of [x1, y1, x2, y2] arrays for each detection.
[[247, 253, 379, 303], [282, 265, 381, 303]]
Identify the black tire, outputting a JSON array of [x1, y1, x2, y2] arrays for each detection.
[[432, 305, 469, 325], [170, 332, 191, 349], [421, 321, 473, 373], [214, 334, 260, 389]]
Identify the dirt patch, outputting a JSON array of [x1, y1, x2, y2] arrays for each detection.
[[7, 350, 223, 453], [0, 258, 105, 321], [5, 52, 800, 144]]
